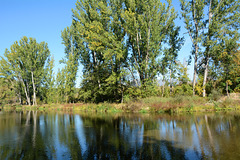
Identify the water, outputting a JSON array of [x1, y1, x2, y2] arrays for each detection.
[[0, 111, 240, 159]]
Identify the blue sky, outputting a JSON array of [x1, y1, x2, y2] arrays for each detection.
[[0, 0, 193, 86]]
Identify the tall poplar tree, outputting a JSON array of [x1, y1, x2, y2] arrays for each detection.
[[122, 0, 178, 86], [180, 0, 205, 95], [71, 0, 126, 102], [61, 26, 79, 103], [56, 68, 66, 103], [161, 24, 184, 94], [0, 37, 50, 105], [44, 55, 55, 104], [202, 0, 240, 97]]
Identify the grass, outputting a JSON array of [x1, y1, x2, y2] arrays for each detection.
[[2, 95, 240, 114]]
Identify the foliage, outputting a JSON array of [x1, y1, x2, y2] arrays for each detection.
[[195, 76, 203, 96], [0, 36, 50, 105], [173, 60, 193, 96], [70, 0, 127, 103], [208, 89, 222, 101], [174, 84, 193, 96], [43, 55, 55, 104], [180, 0, 205, 95], [61, 26, 79, 103], [123, 0, 179, 85], [0, 78, 16, 105]]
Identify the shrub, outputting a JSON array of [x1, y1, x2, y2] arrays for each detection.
[[208, 89, 222, 101], [174, 84, 193, 96]]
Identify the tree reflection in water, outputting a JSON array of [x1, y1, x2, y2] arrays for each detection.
[[0, 111, 240, 159]]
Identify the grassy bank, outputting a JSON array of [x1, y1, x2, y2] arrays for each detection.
[[2, 95, 240, 114]]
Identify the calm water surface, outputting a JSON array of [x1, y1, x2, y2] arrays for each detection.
[[0, 111, 240, 159]]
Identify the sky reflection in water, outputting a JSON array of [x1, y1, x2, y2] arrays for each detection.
[[0, 111, 240, 159]]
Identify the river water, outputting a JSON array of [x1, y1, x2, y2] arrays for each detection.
[[0, 111, 240, 159]]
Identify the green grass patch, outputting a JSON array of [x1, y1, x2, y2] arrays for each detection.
[[2, 96, 239, 114]]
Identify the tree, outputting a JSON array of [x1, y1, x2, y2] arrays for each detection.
[[55, 68, 65, 104], [174, 60, 193, 96], [71, 0, 126, 102], [180, 0, 205, 95], [215, 47, 239, 96], [61, 26, 79, 103], [0, 36, 50, 105], [181, 0, 239, 97], [0, 55, 23, 104], [161, 23, 184, 95], [43, 55, 55, 104], [68, 0, 182, 102], [0, 77, 16, 105], [123, 0, 178, 86], [202, 0, 240, 97], [230, 50, 240, 92], [64, 52, 78, 103]]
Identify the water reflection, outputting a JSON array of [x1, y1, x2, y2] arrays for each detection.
[[0, 111, 240, 159]]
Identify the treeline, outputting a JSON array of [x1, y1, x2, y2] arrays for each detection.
[[0, 0, 239, 105]]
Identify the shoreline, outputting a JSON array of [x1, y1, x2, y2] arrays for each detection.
[[2, 96, 240, 114]]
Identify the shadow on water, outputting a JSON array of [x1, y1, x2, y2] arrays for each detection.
[[0, 111, 240, 159]]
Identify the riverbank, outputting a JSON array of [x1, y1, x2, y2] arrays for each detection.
[[2, 95, 240, 113]]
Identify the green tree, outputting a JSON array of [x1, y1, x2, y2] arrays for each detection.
[[230, 50, 240, 92], [180, 0, 205, 95], [202, 0, 240, 97], [0, 37, 50, 105], [64, 52, 78, 103], [161, 23, 184, 95], [71, 0, 126, 102], [0, 78, 16, 105], [61, 26, 79, 103], [0, 55, 23, 104], [174, 61, 193, 96], [123, 0, 178, 86], [56, 68, 66, 103], [215, 47, 239, 96], [43, 55, 55, 104]]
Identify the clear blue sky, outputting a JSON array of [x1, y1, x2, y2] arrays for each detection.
[[0, 0, 193, 86]]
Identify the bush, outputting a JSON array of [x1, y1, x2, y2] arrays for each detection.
[[174, 84, 193, 96], [173, 95, 184, 104], [221, 98, 234, 108], [234, 84, 240, 92], [208, 89, 222, 101]]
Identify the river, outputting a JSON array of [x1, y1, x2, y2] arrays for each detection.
[[0, 111, 240, 159]]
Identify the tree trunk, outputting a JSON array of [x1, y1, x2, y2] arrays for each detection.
[[203, 1, 212, 97], [170, 68, 172, 95], [20, 76, 31, 106], [31, 71, 37, 106], [98, 80, 101, 89], [121, 87, 124, 103], [17, 90, 22, 105], [226, 81, 229, 97], [192, 0, 198, 96], [144, 24, 150, 79], [26, 81, 31, 105], [162, 80, 165, 97], [128, 67, 138, 87], [203, 57, 209, 97], [93, 51, 101, 89], [193, 49, 198, 95]]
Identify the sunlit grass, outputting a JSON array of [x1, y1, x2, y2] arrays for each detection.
[[2, 95, 240, 114]]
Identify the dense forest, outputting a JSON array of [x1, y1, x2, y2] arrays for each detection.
[[0, 0, 239, 106]]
